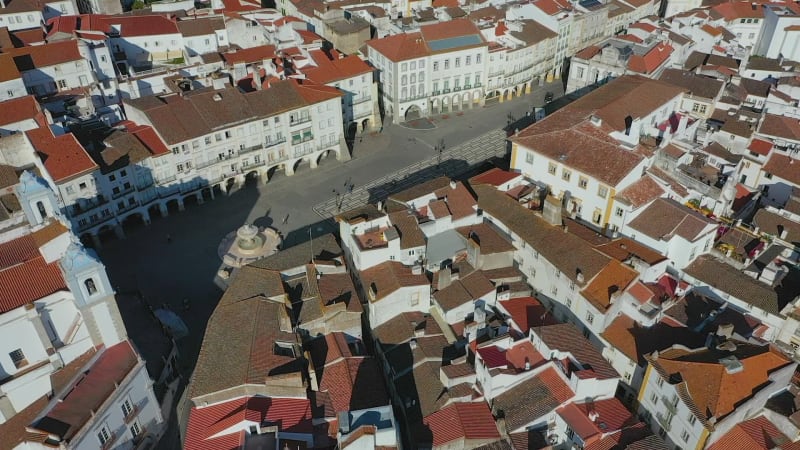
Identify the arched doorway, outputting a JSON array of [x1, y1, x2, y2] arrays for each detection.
[[361, 118, 370, 132], [431, 98, 440, 114], [404, 105, 422, 121], [166, 199, 181, 214], [97, 225, 116, 244], [292, 158, 307, 175], [121, 212, 146, 233], [244, 171, 259, 186], [266, 165, 280, 182], [442, 97, 450, 114], [183, 194, 199, 208], [462, 92, 471, 109], [452, 94, 461, 111], [201, 187, 214, 201], [317, 149, 335, 167], [485, 90, 500, 106], [148, 204, 162, 220]]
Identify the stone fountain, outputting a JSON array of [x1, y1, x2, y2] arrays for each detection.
[[218, 223, 281, 268]]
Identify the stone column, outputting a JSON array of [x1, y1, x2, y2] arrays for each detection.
[[285, 162, 295, 176], [310, 155, 318, 169], [196, 192, 204, 205], [159, 202, 169, 217], [141, 209, 151, 226], [177, 198, 185, 211], [114, 224, 126, 239]]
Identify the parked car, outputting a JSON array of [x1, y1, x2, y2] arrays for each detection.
[[544, 92, 554, 103]]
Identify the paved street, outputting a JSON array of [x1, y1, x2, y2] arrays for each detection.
[[96, 80, 564, 448]]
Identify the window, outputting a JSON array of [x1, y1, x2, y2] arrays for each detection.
[[586, 312, 594, 324], [656, 377, 664, 387], [65, 185, 74, 194], [548, 163, 557, 175], [578, 177, 588, 189], [121, 398, 134, 417], [79, 182, 87, 190], [466, 55, 471, 65], [97, 426, 111, 446], [592, 209, 602, 224], [681, 431, 690, 443], [562, 169, 571, 182], [525, 152, 534, 164], [410, 292, 420, 306], [597, 185, 608, 198], [455, 57, 461, 68], [565, 296, 572, 308], [273, 342, 295, 357], [650, 392, 658, 404], [687, 413, 697, 426], [444, 60, 450, 70], [204, 136, 212, 145], [9, 349, 27, 368], [85, 278, 97, 295], [401, 62, 407, 71], [476, 53, 482, 64], [112, 187, 120, 195], [615, 207, 624, 217], [176, 164, 184, 173], [123, 182, 131, 190], [433, 61, 439, 70], [130, 421, 142, 439], [691, 103, 707, 114]]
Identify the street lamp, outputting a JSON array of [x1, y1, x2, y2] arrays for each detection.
[[435, 138, 445, 167]]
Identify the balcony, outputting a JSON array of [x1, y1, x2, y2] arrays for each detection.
[[265, 137, 287, 148], [100, 432, 117, 450], [661, 395, 679, 414], [655, 412, 672, 432], [158, 175, 177, 184], [239, 143, 263, 155], [111, 186, 135, 199], [289, 116, 311, 127], [124, 404, 140, 424]]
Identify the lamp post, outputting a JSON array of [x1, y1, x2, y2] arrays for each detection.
[[435, 138, 445, 167]]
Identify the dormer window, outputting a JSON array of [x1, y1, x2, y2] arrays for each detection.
[[85, 278, 97, 295]]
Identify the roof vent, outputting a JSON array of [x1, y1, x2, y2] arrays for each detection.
[[590, 115, 602, 126], [213, 93, 222, 101]]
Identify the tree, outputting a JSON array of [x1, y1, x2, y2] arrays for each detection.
[[131, 0, 145, 9]]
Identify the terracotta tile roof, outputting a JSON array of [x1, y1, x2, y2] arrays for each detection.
[[33, 342, 138, 440], [498, 296, 558, 333], [702, 142, 742, 164], [708, 414, 796, 450], [614, 174, 666, 208], [389, 176, 452, 205], [434, 181, 477, 219], [685, 255, 789, 314], [26, 127, 97, 183], [627, 198, 715, 242], [220, 44, 277, 65], [367, 31, 429, 62], [601, 315, 705, 366], [658, 68, 724, 99], [646, 343, 792, 424], [627, 42, 673, 74], [428, 199, 450, 218], [0, 234, 66, 314], [7, 39, 83, 70], [434, 270, 494, 312], [395, 360, 451, 420], [493, 367, 573, 432], [470, 168, 522, 187], [557, 398, 635, 445], [304, 50, 372, 84], [647, 166, 689, 197], [441, 362, 475, 378], [0, 53, 21, 83], [532, 0, 571, 15], [423, 402, 501, 447], [595, 237, 666, 265], [618, 34, 644, 43], [388, 211, 426, 249], [474, 184, 612, 284], [0, 349, 97, 450], [314, 357, 389, 417], [372, 311, 443, 346], [575, 45, 603, 60], [711, 1, 765, 20], [759, 114, 800, 142], [30, 220, 69, 247], [125, 80, 339, 145], [184, 396, 312, 450], [763, 153, 800, 185], [86, 14, 180, 37], [0, 95, 42, 127], [455, 223, 515, 254], [188, 295, 301, 399], [580, 259, 638, 312], [177, 16, 225, 37], [360, 261, 429, 303], [754, 208, 800, 244], [536, 323, 619, 379], [420, 17, 482, 43]]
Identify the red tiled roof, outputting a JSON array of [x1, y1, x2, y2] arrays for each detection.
[[0, 54, 21, 83], [220, 44, 277, 65], [499, 296, 558, 333], [33, 342, 138, 440], [367, 32, 429, 62], [748, 138, 773, 156], [701, 23, 723, 36], [533, 0, 571, 15], [708, 415, 794, 450], [629, 22, 657, 32], [126, 123, 171, 157], [315, 357, 389, 417], [10, 28, 45, 45], [470, 168, 522, 187], [477, 345, 508, 368], [26, 127, 98, 183], [83, 14, 180, 37], [614, 174, 665, 208], [420, 18, 482, 43], [627, 42, 673, 74], [0, 234, 66, 314], [0, 95, 42, 127], [618, 34, 644, 43], [185, 397, 313, 450], [763, 153, 800, 185], [712, 1, 765, 20], [575, 45, 602, 59], [423, 402, 501, 447], [293, 80, 343, 103], [304, 50, 372, 84], [7, 39, 83, 70]]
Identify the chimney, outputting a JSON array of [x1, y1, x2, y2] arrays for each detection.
[[411, 265, 423, 275], [409, 338, 418, 349], [716, 323, 734, 339], [542, 195, 562, 226], [576, 269, 585, 284], [449, 180, 457, 190], [338, 411, 350, 434], [437, 267, 453, 290], [588, 410, 600, 422], [253, 68, 262, 91], [624, 115, 633, 136]]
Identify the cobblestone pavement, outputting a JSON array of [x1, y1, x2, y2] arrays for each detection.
[[313, 129, 507, 218]]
